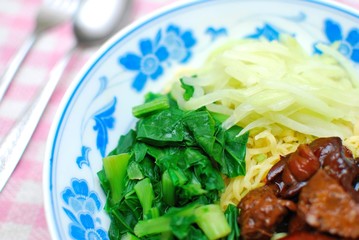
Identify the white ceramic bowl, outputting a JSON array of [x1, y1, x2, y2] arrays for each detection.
[[43, 0, 359, 239]]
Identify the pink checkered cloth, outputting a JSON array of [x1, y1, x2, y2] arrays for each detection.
[[0, 0, 179, 239], [0, 0, 357, 239]]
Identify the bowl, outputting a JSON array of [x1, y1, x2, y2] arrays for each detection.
[[43, 0, 359, 239]]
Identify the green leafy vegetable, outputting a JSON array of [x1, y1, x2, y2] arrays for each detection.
[[180, 78, 195, 101], [183, 110, 216, 154], [224, 204, 241, 240], [109, 130, 136, 156], [98, 93, 249, 239], [136, 108, 185, 146], [219, 126, 249, 177]]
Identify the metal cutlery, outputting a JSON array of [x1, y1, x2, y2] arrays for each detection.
[[0, 0, 81, 102], [0, 0, 130, 192]]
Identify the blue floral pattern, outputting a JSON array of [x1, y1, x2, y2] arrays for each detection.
[[119, 24, 196, 92], [247, 23, 281, 41], [69, 213, 108, 240], [76, 146, 91, 169], [93, 97, 117, 157], [62, 179, 101, 214], [205, 26, 228, 41], [163, 24, 196, 63], [62, 179, 106, 240], [96, 76, 108, 98], [119, 39, 169, 91], [322, 19, 359, 62]]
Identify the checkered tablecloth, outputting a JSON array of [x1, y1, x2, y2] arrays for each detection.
[[0, 0, 179, 239], [0, 0, 357, 239]]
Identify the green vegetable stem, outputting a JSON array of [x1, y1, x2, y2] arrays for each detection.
[[195, 204, 231, 240], [134, 203, 231, 239], [132, 95, 170, 118], [103, 153, 132, 204], [162, 170, 175, 206], [134, 178, 154, 218], [121, 232, 140, 240]]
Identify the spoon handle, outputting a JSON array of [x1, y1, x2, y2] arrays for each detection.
[[0, 46, 76, 192], [0, 33, 39, 102]]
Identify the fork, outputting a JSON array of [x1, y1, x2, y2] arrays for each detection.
[[0, 0, 81, 102]]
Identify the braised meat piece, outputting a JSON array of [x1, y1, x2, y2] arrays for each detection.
[[281, 144, 320, 197], [283, 144, 320, 182], [297, 169, 359, 239], [309, 137, 359, 202], [309, 137, 353, 159], [280, 232, 337, 240], [239, 137, 359, 239], [267, 157, 287, 183], [267, 137, 359, 200], [238, 185, 296, 240], [288, 214, 311, 234], [267, 144, 320, 198]]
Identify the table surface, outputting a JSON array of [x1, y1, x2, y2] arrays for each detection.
[[0, 0, 357, 239]]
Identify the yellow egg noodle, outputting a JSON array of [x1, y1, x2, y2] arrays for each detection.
[[171, 35, 359, 209], [221, 128, 315, 209]]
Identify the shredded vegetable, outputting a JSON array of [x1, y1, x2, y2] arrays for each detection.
[[171, 35, 359, 138]]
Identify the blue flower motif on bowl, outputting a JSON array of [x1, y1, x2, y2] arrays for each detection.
[[205, 26, 228, 42], [93, 97, 117, 157], [119, 24, 197, 92], [76, 146, 91, 169], [163, 24, 196, 63], [322, 19, 359, 62], [69, 213, 108, 240], [119, 38, 169, 91], [62, 179, 101, 215], [247, 23, 281, 41]]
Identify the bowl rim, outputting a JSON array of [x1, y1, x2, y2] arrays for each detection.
[[42, 0, 359, 239]]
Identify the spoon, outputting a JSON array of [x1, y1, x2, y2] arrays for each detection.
[[0, 0, 131, 192]]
